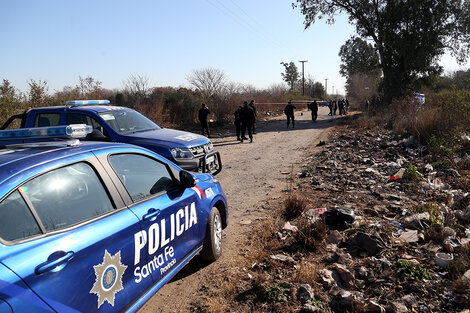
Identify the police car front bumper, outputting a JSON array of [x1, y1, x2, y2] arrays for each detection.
[[173, 151, 222, 175]]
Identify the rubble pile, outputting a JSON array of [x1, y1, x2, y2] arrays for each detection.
[[243, 126, 470, 312]]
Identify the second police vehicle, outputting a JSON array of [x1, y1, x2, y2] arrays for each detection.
[[1, 100, 222, 175], [0, 124, 228, 312]]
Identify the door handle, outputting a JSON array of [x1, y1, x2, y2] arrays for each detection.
[[35, 251, 74, 275], [143, 208, 160, 221]]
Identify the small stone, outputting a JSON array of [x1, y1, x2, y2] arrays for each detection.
[[349, 232, 384, 256], [358, 266, 368, 278], [388, 301, 408, 313], [326, 230, 344, 244], [301, 303, 320, 312], [366, 300, 385, 313], [333, 263, 355, 286], [297, 284, 315, 305], [319, 269, 336, 287], [270, 254, 295, 263]]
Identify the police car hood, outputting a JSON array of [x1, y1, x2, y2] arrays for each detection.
[[125, 128, 209, 148]]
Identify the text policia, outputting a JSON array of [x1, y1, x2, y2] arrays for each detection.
[[133, 202, 198, 283]]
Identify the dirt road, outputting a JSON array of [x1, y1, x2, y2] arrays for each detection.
[[139, 106, 333, 312]]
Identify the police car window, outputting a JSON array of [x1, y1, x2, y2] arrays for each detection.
[[34, 113, 61, 127], [98, 110, 160, 134], [109, 154, 175, 202], [0, 190, 41, 241], [66, 113, 107, 135], [21, 162, 114, 231]]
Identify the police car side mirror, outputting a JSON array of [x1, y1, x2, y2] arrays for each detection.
[[179, 170, 196, 188]]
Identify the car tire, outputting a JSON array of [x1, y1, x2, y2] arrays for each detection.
[[200, 207, 222, 262]]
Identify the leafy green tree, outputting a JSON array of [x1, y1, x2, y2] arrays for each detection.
[[304, 77, 325, 98], [280, 62, 299, 90], [164, 88, 200, 124], [339, 36, 380, 80], [294, 0, 470, 104], [0, 80, 25, 126]]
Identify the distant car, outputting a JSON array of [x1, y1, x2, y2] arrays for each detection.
[[0, 100, 222, 175], [0, 125, 228, 312]]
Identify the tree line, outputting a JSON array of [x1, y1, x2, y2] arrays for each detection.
[[0, 70, 312, 128], [294, 0, 470, 105]]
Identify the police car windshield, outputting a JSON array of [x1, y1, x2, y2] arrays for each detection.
[[98, 110, 161, 134]]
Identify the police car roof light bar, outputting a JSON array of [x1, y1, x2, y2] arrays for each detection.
[[0, 124, 93, 140], [66, 100, 110, 106]]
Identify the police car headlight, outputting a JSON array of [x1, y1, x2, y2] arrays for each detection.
[[171, 148, 194, 159]]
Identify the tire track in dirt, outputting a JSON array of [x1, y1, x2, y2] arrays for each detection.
[[139, 107, 333, 312]]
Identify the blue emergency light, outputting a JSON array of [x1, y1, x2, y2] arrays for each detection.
[[66, 100, 110, 105], [0, 125, 93, 140]]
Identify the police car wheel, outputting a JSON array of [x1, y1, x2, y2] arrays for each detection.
[[200, 207, 222, 262]]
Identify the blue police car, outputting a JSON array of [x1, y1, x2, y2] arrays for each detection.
[[1, 100, 222, 175], [0, 125, 228, 312]]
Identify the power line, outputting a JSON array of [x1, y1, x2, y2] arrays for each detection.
[[205, 0, 284, 49]]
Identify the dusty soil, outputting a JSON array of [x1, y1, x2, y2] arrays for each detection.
[[138, 107, 335, 312]]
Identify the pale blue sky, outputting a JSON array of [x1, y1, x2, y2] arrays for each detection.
[[1, 1, 468, 96]]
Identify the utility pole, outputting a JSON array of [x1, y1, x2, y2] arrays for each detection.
[[299, 60, 307, 96], [324, 78, 328, 97], [332, 86, 334, 95]]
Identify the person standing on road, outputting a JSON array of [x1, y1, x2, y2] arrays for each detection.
[[333, 100, 337, 116], [240, 101, 255, 143], [234, 105, 242, 141], [328, 100, 333, 116], [284, 100, 296, 128], [198, 103, 211, 137], [338, 99, 344, 116], [311, 100, 318, 122], [248, 100, 257, 134]]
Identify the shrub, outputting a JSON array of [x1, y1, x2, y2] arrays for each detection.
[[264, 285, 287, 302], [284, 195, 306, 219], [403, 163, 420, 181], [394, 260, 430, 281], [295, 217, 326, 250]]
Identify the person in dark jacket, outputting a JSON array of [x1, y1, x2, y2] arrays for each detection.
[[248, 100, 257, 134], [234, 105, 242, 141], [284, 100, 296, 128], [240, 101, 255, 143], [311, 100, 318, 122], [198, 103, 211, 137]]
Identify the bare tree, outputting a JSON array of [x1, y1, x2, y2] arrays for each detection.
[[28, 79, 49, 107], [77, 76, 103, 99], [186, 68, 228, 100], [123, 74, 152, 98], [267, 83, 289, 97]]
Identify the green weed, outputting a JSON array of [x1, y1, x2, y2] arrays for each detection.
[[263, 285, 287, 302], [403, 163, 420, 181], [394, 260, 430, 281]]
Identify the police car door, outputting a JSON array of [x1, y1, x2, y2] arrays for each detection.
[[105, 152, 202, 284], [0, 156, 156, 312]]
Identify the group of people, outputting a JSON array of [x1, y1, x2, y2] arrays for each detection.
[[198, 98, 349, 143], [234, 100, 256, 143], [284, 100, 319, 128], [327, 98, 350, 116]]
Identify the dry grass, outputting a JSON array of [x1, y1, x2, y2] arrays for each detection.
[[284, 194, 307, 219], [351, 114, 384, 129], [295, 216, 326, 251], [293, 259, 319, 285]]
